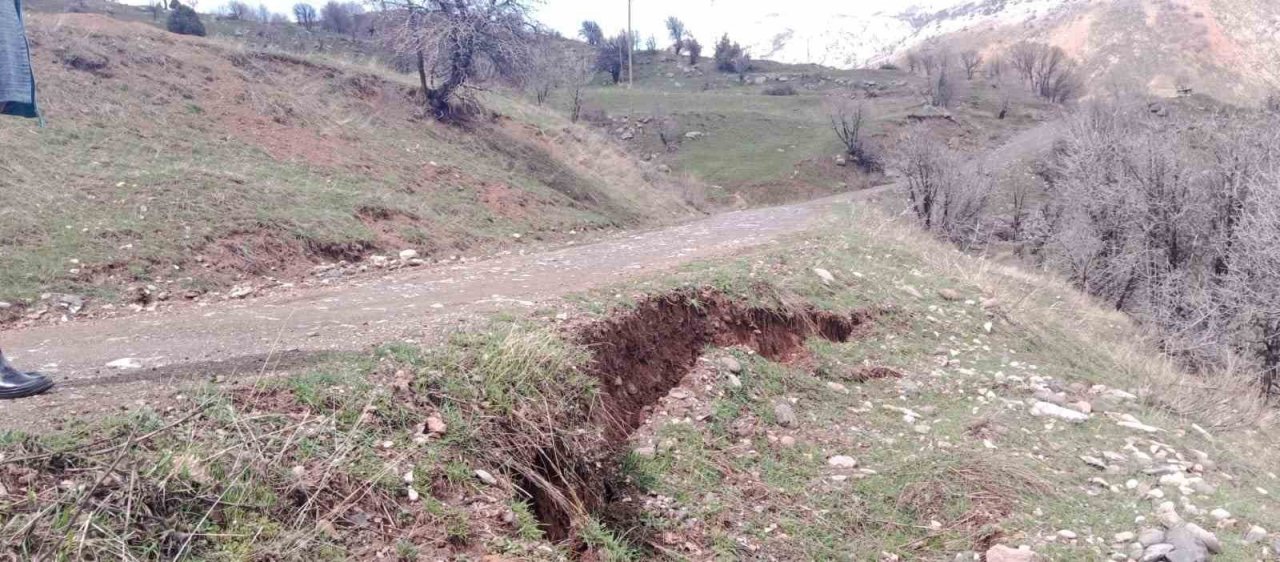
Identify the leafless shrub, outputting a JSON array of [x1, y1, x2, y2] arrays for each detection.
[[829, 100, 882, 173], [897, 125, 992, 247], [1031, 101, 1280, 393], [665, 16, 686, 55], [762, 84, 797, 96], [960, 49, 982, 80], [986, 55, 1004, 81]]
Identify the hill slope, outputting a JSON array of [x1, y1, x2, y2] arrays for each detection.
[[0, 14, 692, 312], [742, 0, 1280, 103]]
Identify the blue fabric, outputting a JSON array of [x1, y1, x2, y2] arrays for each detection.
[[0, 0, 38, 119]]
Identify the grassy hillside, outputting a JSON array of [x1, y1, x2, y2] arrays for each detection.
[[4, 206, 1276, 560], [0, 14, 693, 309], [570, 50, 1055, 206]]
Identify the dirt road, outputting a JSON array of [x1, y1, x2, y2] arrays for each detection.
[[1, 187, 890, 431]]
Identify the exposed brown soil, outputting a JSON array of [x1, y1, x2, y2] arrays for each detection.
[[518, 288, 879, 546]]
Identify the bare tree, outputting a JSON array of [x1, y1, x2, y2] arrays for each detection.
[[1004, 41, 1082, 103], [147, 0, 165, 21], [829, 100, 882, 173], [222, 0, 250, 20], [596, 32, 628, 84], [905, 51, 921, 74], [645, 35, 657, 54], [665, 16, 686, 55], [567, 53, 592, 122], [731, 51, 751, 83], [960, 49, 982, 80], [254, 3, 270, 23], [930, 68, 954, 108], [293, 3, 316, 29], [384, 0, 537, 118], [986, 55, 1004, 81], [579, 20, 603, 46]]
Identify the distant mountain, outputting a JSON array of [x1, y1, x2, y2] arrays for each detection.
[[740, 0, 1280, 103], [740, 0, 1071, 69]]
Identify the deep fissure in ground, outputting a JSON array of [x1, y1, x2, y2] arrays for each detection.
[[516, 288, 877, 547]]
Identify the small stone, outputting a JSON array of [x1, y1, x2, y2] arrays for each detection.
[[403, 471, 414, 483], [399, 249, 419, 260], [937, 288, 962, 301], [291, 465, 306, 478], [720, 356, 743, 374], [773, 403, 798, 428], [1138, 528, 1166, 546], [726, 374, 742, 388], [827, 381, 848, 393], [475, 469, 498, 486], [1209, 508, 1231, 521], [1030, 401, 1089, 423], [407, 487, 419, 501], [228, 285, 255, 299], [1114, 532, 1136, 543], [1057, 529, 1078, 540], [1140, 544, 1174, 561], [913, 424, 931, 434], [984, 544, 1038, 562], [106, 358, 142, 370], [779, 435, 796, 448], [827, 455, 858, 469], [1184, 523, 1221, 554], [425, 415, 447, 435], [633, 446, 657, 458], [1244, 525, 1267, 544], [813, 268, 835, 284], [1156, 501, 1183, 528]]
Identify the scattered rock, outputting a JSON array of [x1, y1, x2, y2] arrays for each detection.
[[1114, 532, 1136, 543], [399, 249, 419, 261], [773, 403, 798, 428], [656, 164, 672, 174], [813, 268, 835, 284], [937, 288, 962, 301], [778, 435, 796, 448], [474, 469, 498, 486], [228, 285, 255, 299], [633, 446, 657, 458], [985, 544, 1039, 562], [1030, 401, 1089, 423], [1057, 529, 1078, 540], [684, 131, 704, 140], [1209, 508, 1231, 521], [827, 381, 849, 393], [827, 455, 858, 469]]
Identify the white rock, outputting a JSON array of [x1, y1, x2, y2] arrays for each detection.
[[475, 469, 498, 486], [1057, 529, 1078, 540], [1209, 508, 1231, 521], [399, 249, 419, 260], [1155, 501, 1183, 528], [813, 268, 835, 284], [228, 285, 255, 299], [1244, 525, 1268, 544], [106, 358, 142, 370], [827, 455, 858, 469], [1030, 401, 1089, 423], [985, 544, 1038, 562], [407, 487, 419, 501], [1113, 532, 1136, 543]]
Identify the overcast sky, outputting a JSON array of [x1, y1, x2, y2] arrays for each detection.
[[533, 1, 942, 44]]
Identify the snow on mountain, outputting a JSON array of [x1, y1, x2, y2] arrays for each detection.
[[743, 0, 1074, 68]]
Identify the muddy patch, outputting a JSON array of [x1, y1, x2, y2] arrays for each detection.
[[518, 289, 879, 545]]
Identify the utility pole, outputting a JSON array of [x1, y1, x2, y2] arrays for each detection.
[[627, 0, 634, 89]]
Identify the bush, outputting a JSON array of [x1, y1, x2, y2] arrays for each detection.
[[167, 4, 206, 36], [762, 84, 797, 96]]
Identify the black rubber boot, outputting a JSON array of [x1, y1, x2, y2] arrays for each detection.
[[0, 350, 53, 400]]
